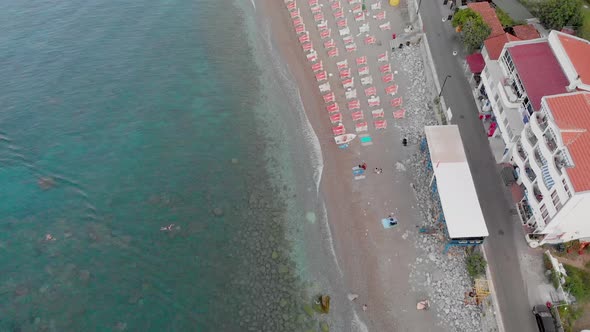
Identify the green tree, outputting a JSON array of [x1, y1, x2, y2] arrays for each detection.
[[452, 8, 481, 28], [537, 0, 583, 31], [461, 19, 492, 52]]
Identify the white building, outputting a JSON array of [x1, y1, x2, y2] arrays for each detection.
[[475, 31, 590, 163], [512, 92, 590, 244]]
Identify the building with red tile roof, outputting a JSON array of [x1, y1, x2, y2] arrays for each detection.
[[545, 92, 590, 192], [483, 33, 521, 60], [467, 2, 505, 38], [508, 41, 569, 111], [512, 24, 540, 40], [548, 31, 590, 92]]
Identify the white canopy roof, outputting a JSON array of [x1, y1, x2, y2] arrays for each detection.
[[424, 125, 489, 239]]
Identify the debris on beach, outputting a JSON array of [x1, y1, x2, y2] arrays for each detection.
[[416, 299, 430, 310], [319, 294, 330, 313], [347, 293, 359, 301]]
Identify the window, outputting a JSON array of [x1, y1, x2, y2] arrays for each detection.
[[497, 104, 504, 114], [551, 190, 560, 208], [502, 52, 515, 73], [494, 93, 500, 103], [540, 204, 549, 223], [506, 124, 514, 140], [562, 179, 572, 198]]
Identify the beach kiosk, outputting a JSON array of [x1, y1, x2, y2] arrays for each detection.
[[423, 125, 489, 252]]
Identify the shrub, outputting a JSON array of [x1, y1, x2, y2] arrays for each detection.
[[551, 269, 561, 289], [564, 264, 590, 301], [452, 8, 481, 28], [466, 251, 487, 278], [537, 0, 583, 31]]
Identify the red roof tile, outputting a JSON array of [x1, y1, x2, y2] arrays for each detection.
[[466, 53, 485, 73], [557, 33, 590, 87], [512, 24, 540, 40], [545, 92, 590, 192], [484, 33, 521, 60], [509, 42, 569, 111], [467, 2, 505, 38]]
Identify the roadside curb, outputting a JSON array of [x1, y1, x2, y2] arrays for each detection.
[[482, 245, 506, 332]]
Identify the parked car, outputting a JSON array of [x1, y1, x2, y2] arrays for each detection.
[[532, 305, 557, 332]]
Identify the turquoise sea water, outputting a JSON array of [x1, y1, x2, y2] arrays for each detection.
[[0, 0, 327, 330]]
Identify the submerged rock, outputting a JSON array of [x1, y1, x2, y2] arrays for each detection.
[[212, 207, 224, 217]]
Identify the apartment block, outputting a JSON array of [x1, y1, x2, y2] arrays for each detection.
[[512, 92, 590, 244]]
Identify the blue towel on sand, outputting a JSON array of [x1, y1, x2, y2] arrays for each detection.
[[381, 218, 398, 229]]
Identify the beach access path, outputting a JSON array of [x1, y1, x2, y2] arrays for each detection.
[[263, 0, 492, 330], [418, 0, 539, 331]]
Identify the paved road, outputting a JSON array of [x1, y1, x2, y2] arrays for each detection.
[[419, 1, 538, 331]]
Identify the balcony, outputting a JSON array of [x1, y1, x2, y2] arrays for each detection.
[[524, 162, 536, 182], [537, 114, 548, 132], [534, 147, 545, 169], [533, 183, 543, 203], [526, 126, 538, 147], [516, 141, 527, 161], [554, 151, 573, 175], [517, 195, 534, 224], [544, 132, 557, 153]]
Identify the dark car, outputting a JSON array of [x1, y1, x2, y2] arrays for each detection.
[[532, 305, 557, 332]]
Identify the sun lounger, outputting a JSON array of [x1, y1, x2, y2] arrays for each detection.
[[290, 8, 300, 18], [390, 97, 402, 107], [286, 1, 297, 10], [311, 61, 323, 72], [348, 99, 361, 110], [352, 3, 362, 12], [293, 17, 302, 26], [299, 33, 310, 44], [356, 56, 367, 66], [340, 68, 351, 79], [343, 35, 354, 44], [323, 92, 335, 103], [364, 36, 376, 45], [342, 77, 354, 89], [326, 103, 340, 113], [378, 51, 388, 62], [330, 112, 342, 123], [320, 28, 331, 39], [374, 119, 387, 129], [359, 23, 370, 33], [355, 122, 368, 132], [345, 89, 357, 99], [379, 63, 391, 73], [302, 42, 313, 52], [307, 51, 318, 62], [354, 12, 365, 21], [337, 19, 348, 28], [382, 73, 394, 83], [332, 124, 345, 135], [351, 110, 364, 121], [333, 9, 344, 18], [375, 11, 386, 20], [379, 22, 391, 30], [393, 109, 406, 119], [319, 82, 331, 92], [358, 66, 369, 76], [324, 39, 336, 49], [371, 109, 384, 118], [331, 1, 341, 10], [339, 27, 350, 36], [360, 76, 373, 85], [336, 59, 348, 70], [295, 24, 306, 34], [345, 43, 357, 52], [327, 47, 339, 57], [311, 5, 322, 14], [368, 96, 380, 107], [371, 1, 382, 10], [385, 84, 398, 95], [365, 86, 376, 96], [314, 13, 324, 22], [315, 71, 327, 82]]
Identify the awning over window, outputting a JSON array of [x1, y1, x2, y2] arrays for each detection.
[[466, 53, 485, 74]]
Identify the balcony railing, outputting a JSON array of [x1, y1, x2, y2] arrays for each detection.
[[525, 164, 536, 182], [533, 184, 543, 202], [517, 197, 534, 224], [526, 127, 538, 147], [537, 114, 548, 132], [534, 148, 544, 168], [516, 141, 527, 161], [544, 133, 557, 153]]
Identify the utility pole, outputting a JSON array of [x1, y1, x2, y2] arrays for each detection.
[[438, 75, 452, 98]]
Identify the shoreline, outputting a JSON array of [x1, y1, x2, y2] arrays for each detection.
[[256, 0, 436, 330]]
